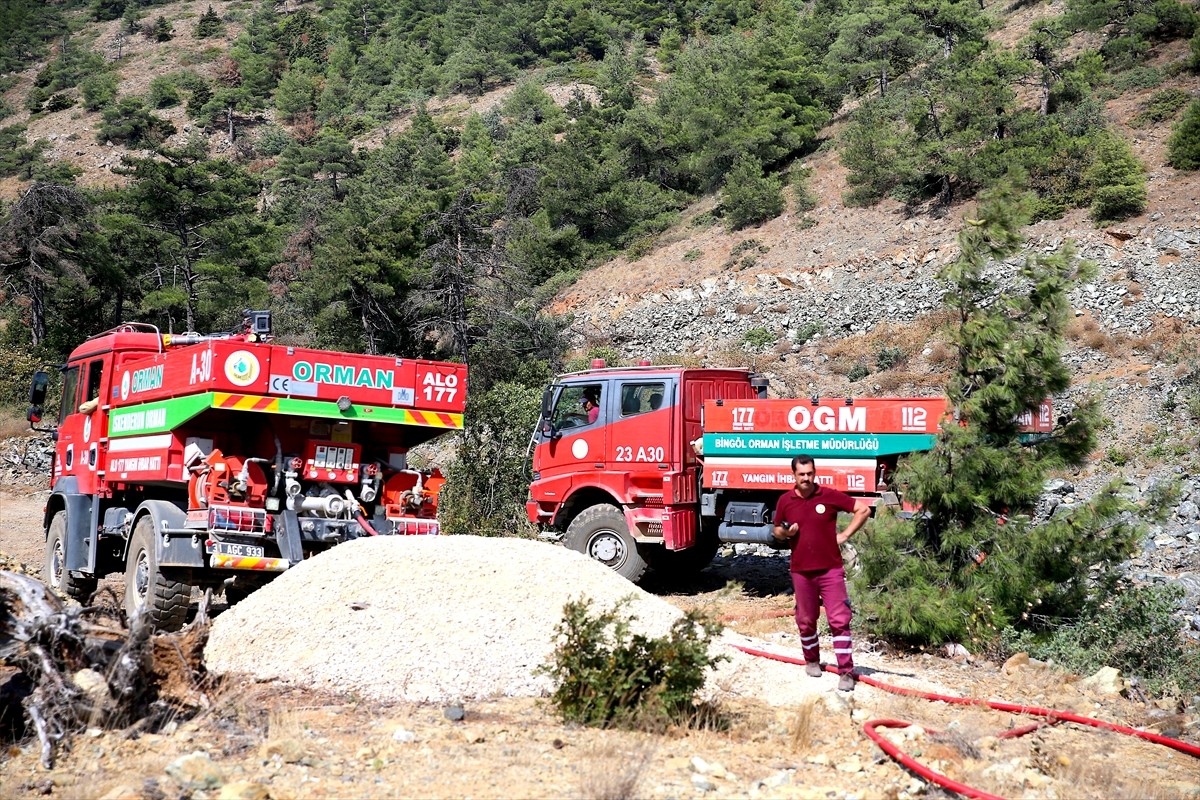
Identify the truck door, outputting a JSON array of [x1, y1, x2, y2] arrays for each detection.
[[608, 378, 673, 503], [57, 359, 105, 493], [534, 381, 610, 487]]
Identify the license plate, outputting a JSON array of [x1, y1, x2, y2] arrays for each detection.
[[213, 541, 264, 558]]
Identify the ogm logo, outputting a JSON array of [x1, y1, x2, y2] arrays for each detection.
[[224, 350, 261, 387], [120, 371, 130, 400]]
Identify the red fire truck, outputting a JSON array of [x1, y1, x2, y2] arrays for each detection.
[[29, 311, 466, 629], [526, 362, 1052, 582]]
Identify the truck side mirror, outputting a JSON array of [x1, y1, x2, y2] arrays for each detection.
[[539, 387, 560, 440], [27, 370, 53, 431], [29, 370, 50, 407]]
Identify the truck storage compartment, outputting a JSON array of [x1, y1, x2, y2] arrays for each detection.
[[717, 501, 776, 545]]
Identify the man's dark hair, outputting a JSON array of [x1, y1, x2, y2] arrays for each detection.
[[791, 454, 815, 470]]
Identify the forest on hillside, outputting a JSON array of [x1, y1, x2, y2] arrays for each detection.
[[3, 0, 1199, 690], [0, 0, 1198, 381]]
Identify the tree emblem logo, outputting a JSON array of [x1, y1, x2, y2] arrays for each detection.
[[225, 350, 261, 387]]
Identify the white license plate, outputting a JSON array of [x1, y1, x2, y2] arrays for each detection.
[[213, 542, 264, 558]]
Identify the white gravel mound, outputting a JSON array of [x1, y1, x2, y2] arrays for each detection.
[[204, 536, 687, 703]]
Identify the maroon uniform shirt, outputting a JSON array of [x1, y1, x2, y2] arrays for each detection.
[[772, 484, 857, 571]]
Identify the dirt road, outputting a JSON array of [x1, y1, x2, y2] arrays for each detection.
[[1, 485, 1198, 800]]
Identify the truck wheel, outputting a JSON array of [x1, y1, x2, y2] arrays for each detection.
[[564, 505, 648, 583], [44, 512, 98, 602], [124, 517, 190, 631]]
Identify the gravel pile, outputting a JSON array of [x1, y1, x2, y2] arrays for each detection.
[[205, 536, 692, 703]]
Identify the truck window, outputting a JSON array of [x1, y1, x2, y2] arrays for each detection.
[[85, 360, 104, 402], [59, 366, 80, 424], [553, 384, 603, 430], [619, 382, 666, 417]]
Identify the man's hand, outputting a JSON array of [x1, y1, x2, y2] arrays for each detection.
[[773, 522, 799, 542], [837, 500, 873, 546]]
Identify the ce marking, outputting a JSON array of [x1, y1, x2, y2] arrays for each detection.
[[270, 376, 291, 393]]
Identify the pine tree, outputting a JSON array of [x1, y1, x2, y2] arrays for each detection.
[[853, 184, 1172, 647], [151, 15, 173, 43], [720, 153, 785, 230], [1167, 99, 1200, 170], [195, 5, 222, 39]]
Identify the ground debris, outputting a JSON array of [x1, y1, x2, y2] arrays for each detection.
[[0, 570, 211, 768]]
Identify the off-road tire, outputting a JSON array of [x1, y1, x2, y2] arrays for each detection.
[[564, 505, 649, 583], [124, 516, 190, 631], [45, 511, 98, 602]]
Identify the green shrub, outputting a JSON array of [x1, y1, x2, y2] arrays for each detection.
[[150, 15, 173, 42], [0, 347, 41, 409], [148, 76, 180, 109], [1090, 183, 1148, 223], [438, 382, 542, 538], [80, 73, 119, 111], [97, 96, 175, 147], [743, 327, 775, 350], [46, 93, 73, 112], [255, 125, 293, 157], [1168, 100, 1200, 170], [1002, 583, 1200, 697], [876, 346, 905, 370], [1085, 132, 1146, 223], [563, 346, 624, 373], [791, 165, 818, 214], [792, 322, 821, 345], [540, 597, 726, 729], [847, 363, 870, 382], [1131, 87, 1190, 126], [1110, 65, 1163, 90], [721, 153, 785, 231]]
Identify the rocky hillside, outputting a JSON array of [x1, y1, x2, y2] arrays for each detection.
[[2, 4, 1197, 490]]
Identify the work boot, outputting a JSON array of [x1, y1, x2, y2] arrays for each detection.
[[805, 661, 823, 678], [837, 672, 857, 692]]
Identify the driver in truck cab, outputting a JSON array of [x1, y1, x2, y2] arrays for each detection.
[[581, 387, 601, 424]]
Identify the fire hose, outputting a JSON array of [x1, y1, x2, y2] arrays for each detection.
[[734, 644, 1200, 800]]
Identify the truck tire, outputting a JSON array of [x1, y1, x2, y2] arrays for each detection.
[[564, 505, 648, 583], [124, 517, 190, 631], [44, 512, 98, 603]]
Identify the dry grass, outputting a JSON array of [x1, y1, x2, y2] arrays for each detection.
[[0, 408, 35, 439], [577, 739, 657, 800], [818, 313, 958, 389], [1067, 312, 1129, 356], [787, 698, 818, 752], [868, 369, 948, 395], [266, 707, 306, 744], [1131, 316, 1198, 362]]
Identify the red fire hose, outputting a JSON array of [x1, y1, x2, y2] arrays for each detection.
[[356, 513, 380, 536], [734, 644, 1200, 800]]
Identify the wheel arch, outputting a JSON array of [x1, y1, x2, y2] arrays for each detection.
[[45, 478, 95, 574], [554, 485, 623, 533], [125, 500, 192, 565]]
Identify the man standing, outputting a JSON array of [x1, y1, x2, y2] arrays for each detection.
[[772, 454, 873, 691]]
